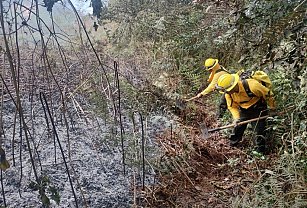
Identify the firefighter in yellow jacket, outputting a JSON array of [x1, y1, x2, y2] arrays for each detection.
[[216, 73, 276, 154], [186, 58, 229, 117]]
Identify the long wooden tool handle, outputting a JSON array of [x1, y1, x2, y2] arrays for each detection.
[[186, 96, 198, 102], [206, 106, 295, 134], [208, 114, 270, 133]]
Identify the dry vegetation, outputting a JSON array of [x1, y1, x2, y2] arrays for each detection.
[[0, 0, 306, 207], [135, 99, 284, 207]]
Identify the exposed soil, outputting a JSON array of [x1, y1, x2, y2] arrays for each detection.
[[138, 99, 279, 207]]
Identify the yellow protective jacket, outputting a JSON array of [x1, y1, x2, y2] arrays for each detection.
[[225, 79, 276, 119], [199, 70, 228, 96]]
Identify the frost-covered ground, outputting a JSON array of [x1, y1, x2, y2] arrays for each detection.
[[1, 95, 175, 207]]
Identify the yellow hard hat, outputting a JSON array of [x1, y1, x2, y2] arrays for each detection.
[[204, 58, 219, 71], [217, 74, 239, 92]]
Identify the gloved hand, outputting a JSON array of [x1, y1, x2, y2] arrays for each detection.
[[196, 93, 203, 99], [269, 108, 277, 116], [186, 94, 202, 102], [233, 119, 240, 127]]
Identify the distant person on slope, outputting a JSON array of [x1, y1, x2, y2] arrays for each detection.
[[216, 73, 276, 154], [186, 58, 229, 118]]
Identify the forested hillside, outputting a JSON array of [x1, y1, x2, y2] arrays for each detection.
[[0, 0, 306, 207], [96, 0, 306, 207]]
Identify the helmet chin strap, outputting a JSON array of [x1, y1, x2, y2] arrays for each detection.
[[229, 83, 239, 93]]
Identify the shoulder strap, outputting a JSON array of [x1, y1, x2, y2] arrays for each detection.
[[215, 68, 227, 74], [225, 92, 234, 107], [242, 79, 255, 97], [229, 93, 233, 107], [220, 65, 229, 73]]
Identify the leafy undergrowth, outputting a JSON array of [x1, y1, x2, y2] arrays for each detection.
[[138, 100, 280, 207]]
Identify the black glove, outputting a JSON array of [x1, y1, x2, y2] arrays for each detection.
[[269, 109, 277, 116], [233, 119, 240, 127]]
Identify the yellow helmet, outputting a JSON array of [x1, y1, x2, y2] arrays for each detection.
[[217, 74, 239, 92], [204, 58, 219, 71]]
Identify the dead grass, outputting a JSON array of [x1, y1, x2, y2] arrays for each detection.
[[138, 99, 279, 207]]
